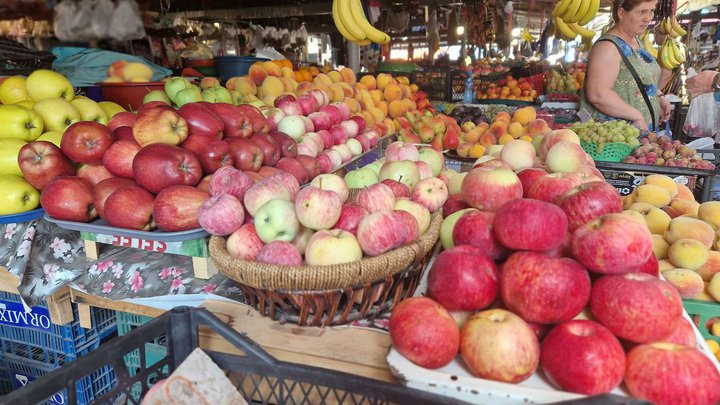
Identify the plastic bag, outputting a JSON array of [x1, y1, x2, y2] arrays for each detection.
[[683, 93, 720, 139], [108, 0, 146, 41], [70, 0, 96, 41], [91, 0, 116, 39], [53, 1, 77, 41]]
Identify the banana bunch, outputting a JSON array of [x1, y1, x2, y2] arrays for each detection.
[[657, 16, 687, 38], [555, 16, 596, 42], [520, 28, 535, 43], [332, 0, 390, 45], [552, 0, 599, 26], [640, 30, 658, 59], [657, 37, 686, 70]]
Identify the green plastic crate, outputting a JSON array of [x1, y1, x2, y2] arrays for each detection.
[[115, 312, 166, 369], [580, 140, 638, 163], [684, 298, 720, 344]]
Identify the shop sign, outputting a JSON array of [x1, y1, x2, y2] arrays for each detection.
[[0, 300, 51, 331], [600, 171, 642, 196], [12, 373, 64, 404]]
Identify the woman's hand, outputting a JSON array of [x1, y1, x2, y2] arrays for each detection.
[[659, 96, 672, 122], [633, 117, 649, 131], [686, 71, 719, 99]]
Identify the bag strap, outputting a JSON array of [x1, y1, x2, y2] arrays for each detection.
[[597, 37, 657, 132]]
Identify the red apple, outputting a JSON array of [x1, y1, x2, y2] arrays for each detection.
[[104, 185, 155, 230], [76, 164, 114, 186], [295, 155, 320, 180], [264, 108, 285, 132], [132, 144, 202, 194], [209, 103, 252, 138], [540, 320, 625, 395], [256, 241, 302, 266], [307, 112, 332, 132], [113, 126, 135, 141], [132, 107, 188, 147], [461, 167, 522, 212], [657, 318, 696, 347], [137, 101, 171, 115], [226, 138, 264, 172], [198, 193, 245, 236], [625, 343, 720, 405], [209, 166, 253, 200], [266, 172, 300, 199], [236, 104, 269, 134], [350, 115, 366, 133], [381, 179, 410, 198], [555, 181, 623, 231], [515, 167, 548, 197], [571, 213, 653, 275], [319, 105, 342, 125], [41, 176, 97, 222], [267, 131, 298, 158], [527, 172, 583, 203], [356, 210, 408, 256], [153, 185, 209, 231], [102, 139, 142, 179], [452, 210, 505, 260], [333, 203, 369, 235], [60, 121, 114, 165], [427, 245, 499, 311], [93, 177, 136, 219], [18, 141, 75, 190], [357, 183, 396, 213], [297, 94, 320, 115], [460, 309, 539, 383], [249, 133, 280, 166], [389, 297, 460, 369], [590, 272, 683, 343], [275, 157, 309, 184], [316, 129, 334, 150], [181, 135, 233, 175], [227, 223, 265, 260], [501, 251, 590, 324], [442, 194, 470, 218], [493, 198, 568, 251], [107, 111, 137, 132], [394, 209, 419, 243], [177, 103, 224, 139]]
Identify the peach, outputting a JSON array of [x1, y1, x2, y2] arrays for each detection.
[[328, 70, 343, 83], [248, 64, 268, 85], [464, 129, 481, 144], [232, 77, 257, 95], [368, 107, 385, 123], [630, 203, 672, 234], [313, 73, 333, 86], [668, 198, 700, 217], [489, 122, 507, 138], [495, 111, 511, 122], [692, 282, 714, 301], [698, 251, 720, 281], [368, 89, 383, 105], [384, 84, 403, 102], [508, 122, 524, 138], [329, 84, 345, 102], [500, 140, 535, 171], [340, 68, 356, 84], [456, 142, 472, 157], [675, 184, 696, 201], [634, 184, 672, 208], [262, 61, 281, 77], [708, 273, 720, 301], [662, 269, 705, 298], [643, 174, 678, 198], [652, 234, 670, 259], [376, 73, 393, 90], [259, 76, 284, 98], [479, 133, 497, 148], [396, 75, 410, 85], [279, 77, 294, 93], [389, 100, 406, 118], [668, 238, 709, 270], [359, 75, 376, 90], [199, 77, 220, 90], [469, 144, 486, 158], [658, 259, 675, 272], [527, 119, 551, 136], [699, 201, 720, 229], [512, 106, 536, 125], [664, 216, 716, 248], [623, 210, 647, 226], [520, 135, 533, 143], [498, 134, 514, 145]]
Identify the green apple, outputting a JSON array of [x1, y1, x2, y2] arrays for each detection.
[[143, 90, 171, 105], [440, 208, 477, 249], [0, 138, 27, 176], [532, 134, 545, 155], [36, 131, 63, 147], [0, 104, 44, 141], [364, 161, 383, 176], [253, 199, 300, 243], [0, 174, 40, 215], [248, 99, 266, 109], [395, 198, 432, 235], [33, 98, 81, 132], [14, 100, 34, 110], [448, 172, 467, 195], [164, 77, 193, 101], [417, 147, 444, 177], [173, 87, 203, 107], [71, 98, 109, 124], [98, 101, 126, 118], [25, 69, 74, 102], [379, 160, 421, 190], [0, 76, 29, 104], [345, 167, 378, 188], [201, 86, 232, 103]]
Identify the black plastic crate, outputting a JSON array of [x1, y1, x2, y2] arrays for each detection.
[[0, 307, 473, 405], [0, 38, 55, 75], [410, 70, 451, 101]]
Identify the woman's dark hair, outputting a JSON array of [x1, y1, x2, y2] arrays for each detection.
[[612, 0, 656, 22]]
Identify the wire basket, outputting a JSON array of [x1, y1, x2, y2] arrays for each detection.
[[0, 38, 55, 76], [580, 140, 638, 162]]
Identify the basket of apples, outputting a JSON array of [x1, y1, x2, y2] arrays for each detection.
[[208, 143, 449, 327]]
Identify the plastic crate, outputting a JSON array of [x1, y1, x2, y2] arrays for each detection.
[[115, 312, 166, 370], [684, 299, 720, 345], [0, 38, 55, 76], [0, 291, 116, 367], [580, 140, 638, 163], [1, 307, 472, 405], [411, 70, 451, 101]]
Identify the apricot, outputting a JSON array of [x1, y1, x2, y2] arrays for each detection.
[[489, 122, 507, 139], [468, 144, 486, 158], [388, 100, 406, 118], [698, 251, 720, 281], [508, 122, 524, 138], [479, 133, 497, 148], [675, 183, 696, 201], [314, 73, 334, 86], [340, 67, 356, 84], [396, 75, 410, 85], [498, 134, 514, 145], [328, 70, 343, 83], [259, 76, 284, 98], [199, 77, 220, 90], [495, 111, 511, 122], [232, 77, 257, 95], [279, 77, 293, 93], [359, 75, 376, 90], [402, 98, 416, 112], [634, 184, 671, 208], [668, 238, 709, 270], [665, 216, 716, 248], [662, 269, 705, 298], [384, 84, 403, 102], [652, 234, 670, 259], [338, 82, 355, 98], [512, 106, 536, 126], [329, 84, 345, 102], [376, 73, 394, 90], [368, 107, 386, 123], [699, 201, 720, 229]]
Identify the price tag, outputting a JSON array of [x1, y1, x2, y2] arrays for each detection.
[[601, 171, 640, 196]]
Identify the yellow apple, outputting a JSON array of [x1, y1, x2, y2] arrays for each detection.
[[0, 76, 28, 104], [121, 62, 153, 82], [14, 100, 34, 109], [98, 101, 126, 118], [0, 174, 40, 215], [71, 98, 109, 124], [36, 131, 64, 147], [0, 104, 44, 141], [33, 98, 80, 132], [0, 138, 27, 176], [26, 69, 74, 102]]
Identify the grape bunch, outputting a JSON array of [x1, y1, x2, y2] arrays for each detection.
[[572, 121, 642, 153]]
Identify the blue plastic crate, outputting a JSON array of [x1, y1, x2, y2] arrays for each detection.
[[116, 312, 166, 370], [0, 346, 116, 404], [0, 292, 117, 367]]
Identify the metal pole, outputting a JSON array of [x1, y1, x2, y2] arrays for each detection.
[[348, 41, 361, 71]]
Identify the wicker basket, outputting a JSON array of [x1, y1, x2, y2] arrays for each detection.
[[210, 211, 442, 327], [580, 140, 638, 163]]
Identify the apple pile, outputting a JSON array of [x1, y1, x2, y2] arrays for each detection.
[[210, 144, 450, 266], [388, 130, 720, 404], [0, 70, 127, 216], [623, 133, 716, 170]]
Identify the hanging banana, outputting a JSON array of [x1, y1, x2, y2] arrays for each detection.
[[641, 30, 658, 59], [338, 0, 367, 43], [349, 0, 390, 44], [554, 0, 599, 26], [569, 22, 596, 40], [332, 0, 365, 44], [577, 0, 600, 26], [555, 16, 578, 41], [670, 16, 687, 37]]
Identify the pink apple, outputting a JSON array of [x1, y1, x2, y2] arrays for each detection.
[[381, 179, 410, 198], [304, 132, 325, 152], [379, 160, 421, 190], [263, 108, 286, 132], [442, 194, 470, 218], [427, 245, 499, 311], [278, 101, 303, 116], [297, 139, 319, 157], [461, 167, 523, 212], [256, 241, 302, 266], [310, 173, 349, 202], [323, 149, 343, 172], [297, 94, 319, 115], [394, 209, 420, 243], [657, 318, 696, 347], [277, 115, 306, 141], [389, 297, 460, 369], [357, 183, 395, 213], [301, 116, 314, 133], [266, 172, 299, 199], [541, 320, 625, 394], [316, 129, 334, 150], [493, 198, 568, 251], [555, 181, 623, 231], [385, 141, 419, 162], [571, 213, 653, 274], [242, 178, 292, 217], [275, 157, 309, 184], [319, 105, 342, 125], [331, 102, 351, 121], [452, 210, 505, 260], [527, 172, 583, 202], [546, 141, 587, 173], [356, 210, 408, 256], [227, 223, 264, 260], [415, 161, 433, 180], [354, 134, 371, 152], [294, 186, 342, 230], [209, 166, 253, 200], [339, 119, 359, 138], [307, 112, 332, 132], [501, 251, 591, 324], [333, 203, 369, 235], [350, 115, 366, 133], [515, 167, 548, 198], [308, 89, 329, 106], [198, 193, 245, 236], [331, 144, 353, 163], [590, 272, 683, 343], [411, 177, 448, 212], [316, 153, 333, 174], [395, 198, 432, 236]]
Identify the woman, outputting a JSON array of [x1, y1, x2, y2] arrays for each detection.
[[580, 0, 672, 131]]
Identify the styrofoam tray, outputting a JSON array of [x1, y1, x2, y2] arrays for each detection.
[[44, 215, 208, 242], [0, 208, 44, 224]]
